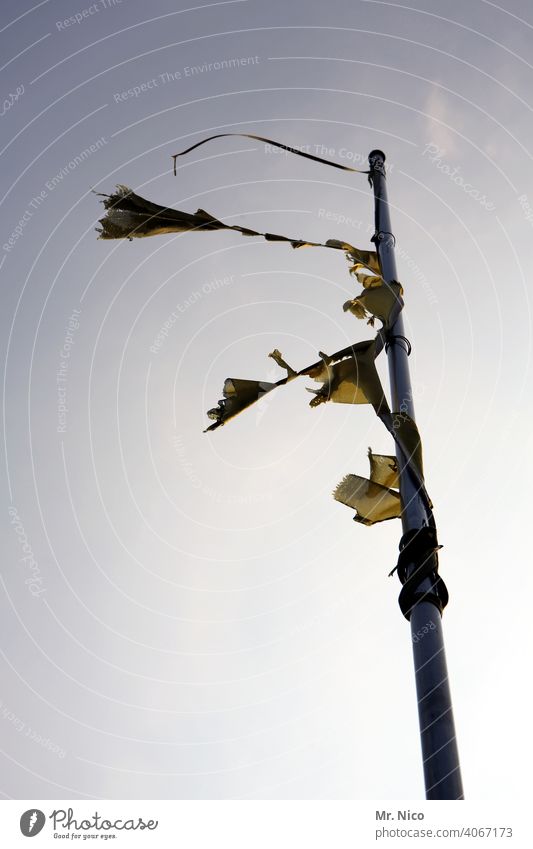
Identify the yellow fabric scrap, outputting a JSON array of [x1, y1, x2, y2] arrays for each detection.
[[368, 449, 399, 489], [333, 474, 401, 525], [343, 281, 403, 327], [324, 240, 381, 275], [333, 447, 401, 525], [304, 340, 389, 414], [205, 378, 278, 431]]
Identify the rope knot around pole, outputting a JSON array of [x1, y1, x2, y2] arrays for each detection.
[[372, 230, 396, 248], [385, 333, 412, 356], [392, 527, 449, 620]]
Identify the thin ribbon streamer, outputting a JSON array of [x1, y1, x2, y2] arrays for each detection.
[[171, 133, 370, 176]]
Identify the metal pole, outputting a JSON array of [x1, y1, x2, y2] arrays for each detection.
[[368, 150, 464, 800]]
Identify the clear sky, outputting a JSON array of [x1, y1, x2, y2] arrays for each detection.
[[1, 0, 532, 800]]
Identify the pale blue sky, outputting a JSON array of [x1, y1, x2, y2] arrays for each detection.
[[1, 0, 532, 800]]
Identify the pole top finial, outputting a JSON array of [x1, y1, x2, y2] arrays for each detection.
[[368, 149, 386, 166]]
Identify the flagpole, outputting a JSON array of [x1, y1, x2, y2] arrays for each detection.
[[368, 150, 464, 800]]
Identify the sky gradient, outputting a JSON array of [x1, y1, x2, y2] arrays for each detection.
[[1, 0, 532, 800]]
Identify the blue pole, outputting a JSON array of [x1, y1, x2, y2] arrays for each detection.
[[368, 150, 464, 800]]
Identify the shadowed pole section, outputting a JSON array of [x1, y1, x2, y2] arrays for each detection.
[[368, 150, 464, 800]]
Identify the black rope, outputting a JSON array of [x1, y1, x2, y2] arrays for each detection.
[[385, 334, 412, 356], [372, 230, 396, 247], [391, 527, 449, 620]]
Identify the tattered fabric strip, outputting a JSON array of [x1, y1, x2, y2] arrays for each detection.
[[333, 475, 401, 526], [204, 350, 297, 432], [204, 341, 433, 525], [96, 185, 239, 240], [303, 340, 389, 415], [96, 186, 380, 276], [368, 449, 399, 489], [204, 340, 389, 431], [381, 411, 435, 523], [204, 341, 432, 521], [324, 240, 381, 276], [171, 133, 370, 176], [333, 449, 401, 525], [205, 378, 281, 432], [388, 413, 425, 485], [343, 281, 403, 328]]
